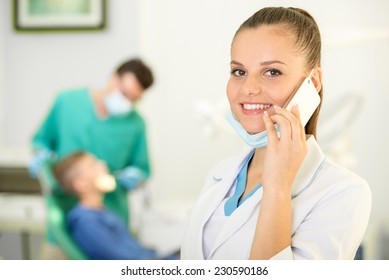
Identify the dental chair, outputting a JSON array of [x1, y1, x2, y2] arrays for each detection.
[[38, 159, 88, 260]]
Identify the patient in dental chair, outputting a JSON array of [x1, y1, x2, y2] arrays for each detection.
[[52, 151, 176, 260]]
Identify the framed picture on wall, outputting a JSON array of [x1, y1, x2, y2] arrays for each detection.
[[13, 0, 107, 32]]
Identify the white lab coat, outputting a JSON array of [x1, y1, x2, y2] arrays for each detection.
[[181, 136, 371, 260]]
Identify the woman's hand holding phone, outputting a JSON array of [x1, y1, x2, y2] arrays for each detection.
[[249, 105, 307, 259], [261, 73, 319, 193], [262, 105, 308, 194]]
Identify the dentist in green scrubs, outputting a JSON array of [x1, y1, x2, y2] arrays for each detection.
[[29, 58, 154, 259]]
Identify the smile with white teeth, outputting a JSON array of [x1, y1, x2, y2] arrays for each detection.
[[242, 103, 272, 110]]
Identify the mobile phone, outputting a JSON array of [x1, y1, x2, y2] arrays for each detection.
[[282, 75, 320, 127]]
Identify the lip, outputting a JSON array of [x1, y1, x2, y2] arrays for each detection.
[[240, 102, 273, 115]]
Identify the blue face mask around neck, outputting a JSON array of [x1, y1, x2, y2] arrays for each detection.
[[226, 109, 280, 148]]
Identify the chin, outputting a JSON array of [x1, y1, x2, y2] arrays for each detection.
[[244, 125, 266, 134], [238, 118, 264, 133]]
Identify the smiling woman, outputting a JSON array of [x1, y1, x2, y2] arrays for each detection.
[[181, 6, 371, 260]]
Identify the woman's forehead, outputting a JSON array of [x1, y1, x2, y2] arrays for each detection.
[[231, 26, 300, 64], [233, 25, 296, 49]]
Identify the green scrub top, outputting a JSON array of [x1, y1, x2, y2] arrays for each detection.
[[32, 88, 151, 243]]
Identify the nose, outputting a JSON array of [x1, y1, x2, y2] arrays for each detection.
[[241, 75, 261, 96]]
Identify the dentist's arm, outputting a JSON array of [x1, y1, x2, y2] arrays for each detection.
[[249, 105, 307, 260]]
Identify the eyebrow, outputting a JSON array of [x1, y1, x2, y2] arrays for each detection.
[[230, 60, 287, 66]]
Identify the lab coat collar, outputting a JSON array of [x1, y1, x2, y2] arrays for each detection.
[[197, 135, 325, 259], [291, 135, 325, 198], [211, 135, 325, 198], [190, 159, 244, 259], [212, 148, 252, 181]]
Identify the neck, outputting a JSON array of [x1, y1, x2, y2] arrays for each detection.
[[78, 192, 104, 210], [244, 147, 266, 194], [251, 147, 266, 169]]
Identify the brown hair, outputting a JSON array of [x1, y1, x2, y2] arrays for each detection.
[[234, 7, 322, 137], [116, 58, 154, 90], [52, 151, 89, 194]]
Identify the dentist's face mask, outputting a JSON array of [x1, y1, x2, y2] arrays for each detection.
[[104, 91, 133, 116], [226, 110, 280, 148]]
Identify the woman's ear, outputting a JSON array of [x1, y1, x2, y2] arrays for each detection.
[[311, 67, 322, 93]]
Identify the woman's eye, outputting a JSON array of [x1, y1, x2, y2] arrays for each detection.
[[264, 69, 282, 77], [231, 69, 246, 77]]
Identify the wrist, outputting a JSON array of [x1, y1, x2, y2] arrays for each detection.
[[262, 183, 292, 198]]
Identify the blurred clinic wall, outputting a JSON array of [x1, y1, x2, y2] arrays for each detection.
[[1, 0, 389, 259]]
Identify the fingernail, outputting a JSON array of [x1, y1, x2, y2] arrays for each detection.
[[274, 105, 280, 111], [264, 111, 269, 117], [294, 104, 299, 111]]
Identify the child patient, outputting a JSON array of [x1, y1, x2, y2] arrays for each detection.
[[52, 151, 160, 260]]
